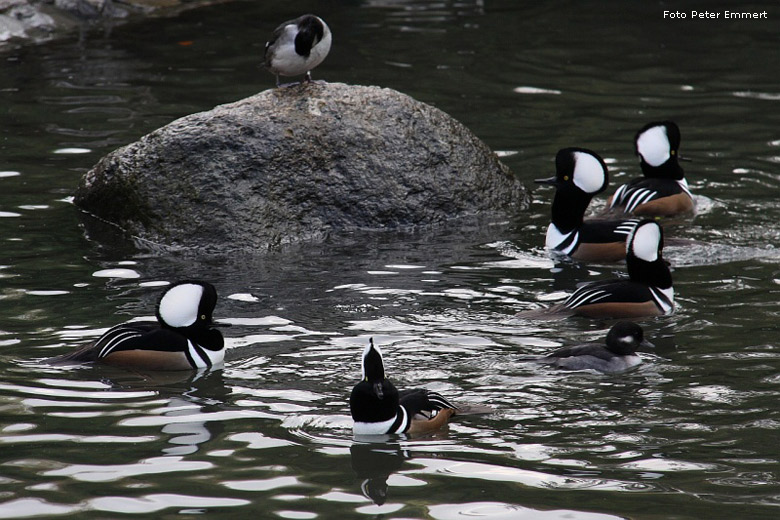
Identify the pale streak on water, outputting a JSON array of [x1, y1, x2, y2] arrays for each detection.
[[0, 1, 779, 519]]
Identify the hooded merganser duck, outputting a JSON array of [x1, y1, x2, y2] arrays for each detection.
[[519, 220, 673, 319], [49, 281, 226, 371], [607, 121, 694, 216], [534, 321, 654, 373], [264, 14, 332, 87], [536, 148, 640, 262], [350, 339, 457, 435]]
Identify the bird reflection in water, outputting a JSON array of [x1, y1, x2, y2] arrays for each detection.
[[100, 366, 230, 456], [350, 440, 409, 505]]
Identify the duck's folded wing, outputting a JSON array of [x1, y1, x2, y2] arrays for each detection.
[[46, 323, 160, 364], [550, 355, 608, 371], [98, 327, 188, 356], [399, 389, 456, 418], [612, 178, 689, 211], [544, 344, 612, 361], [564, 280, 654, 308], [579, 219, 639, 243]]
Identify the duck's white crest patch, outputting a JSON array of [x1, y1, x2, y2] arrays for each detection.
[[572, 151, 606, 193], [159, 283, 204, 328], [637, 125, 670, 167], [629, 223, 661, 262]]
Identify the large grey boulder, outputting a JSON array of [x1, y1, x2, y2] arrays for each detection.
[[75, 82, 528, 252]]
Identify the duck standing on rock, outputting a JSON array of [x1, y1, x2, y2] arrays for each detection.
[[264, 14, 332, 87], [48, 281, 227, 371]]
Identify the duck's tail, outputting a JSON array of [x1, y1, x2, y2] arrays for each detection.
[[45, 343, 99, 365], [514, 304, 576, 320]]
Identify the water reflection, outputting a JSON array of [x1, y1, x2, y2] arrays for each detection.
[[428, 502, 623, 520], [350, 440, 409, 505]]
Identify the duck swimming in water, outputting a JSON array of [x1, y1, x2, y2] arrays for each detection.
[[49, 281, 226, 371], [606, 121, 694, 216], [533, 321, 654, 373]]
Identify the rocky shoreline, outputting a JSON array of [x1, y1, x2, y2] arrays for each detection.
[[0, 0, 231, 47]]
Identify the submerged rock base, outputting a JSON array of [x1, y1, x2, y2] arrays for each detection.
[[75, 82, 528, 252]]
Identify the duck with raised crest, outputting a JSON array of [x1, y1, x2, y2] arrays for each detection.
[[49, 281, 227, 371], [537, 148, 640, 262], [264, 14, 332, 87], [519, 220, 674, 319], [350, 339, 457, 435], [607, 121, 694, 216], [533, 321, 654, 373]]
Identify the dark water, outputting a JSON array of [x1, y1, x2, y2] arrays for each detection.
[[1, 0, 779, 518]]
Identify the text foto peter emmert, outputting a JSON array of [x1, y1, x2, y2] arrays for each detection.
[[664, 10, 768, 20]]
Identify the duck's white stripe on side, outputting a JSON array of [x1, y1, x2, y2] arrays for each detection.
[[546, 224, 578, 254], [188, 341, 225, 368], [614, 220, 640, 236], [650, 286, 675, 314], [637, 189, 658, 209], [427, 392, 457, 410], [677, 179, 693, 198], [610, 184, 627, 208], [97, 329, 143, 358], [391, 406, 409, 434], [353, 415, 398, 435], [564, 288, 610, 308], [624, 188, 657, 212]]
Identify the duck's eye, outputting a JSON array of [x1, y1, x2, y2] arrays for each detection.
[[201, 314, 206, 321], [563, 175, 569, 181]]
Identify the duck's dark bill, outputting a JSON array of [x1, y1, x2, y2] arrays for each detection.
[[534, 176, 559, 186], [212, 321, 232, 327]]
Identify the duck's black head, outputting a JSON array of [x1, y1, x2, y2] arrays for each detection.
[[294, 14, 327, 57], [626, 220, 672, 289], [605, 321, 654, 355], [349, 339, 400, 423], [536, 148, 609, 230], [155, 281, 224, 347]]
